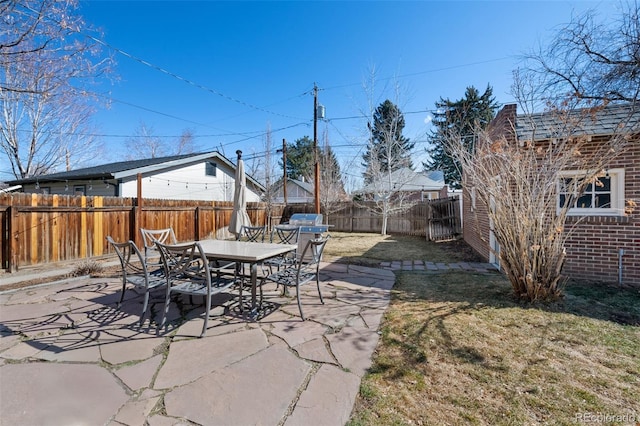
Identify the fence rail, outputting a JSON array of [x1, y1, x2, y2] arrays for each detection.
[[1, 194, 460, 271]]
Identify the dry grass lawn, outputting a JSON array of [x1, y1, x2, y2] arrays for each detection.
[[332, 233, 640, 426], [323, 232, 483, 266]]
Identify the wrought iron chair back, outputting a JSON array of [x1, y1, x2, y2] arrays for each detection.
[[155, 241, 235, 338], [264, 225, 301, 273], [140, 227, 177, 266], [236, 225, 267, 243], [106, 236, 166, 326]]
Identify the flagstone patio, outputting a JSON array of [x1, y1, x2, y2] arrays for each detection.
[[0, 262, 394, 426]]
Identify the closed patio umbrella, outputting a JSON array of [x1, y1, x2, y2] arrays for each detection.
[[229, 150, 252, 236]]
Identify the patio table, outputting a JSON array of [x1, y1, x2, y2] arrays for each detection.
[[196, 239, 297, 315]]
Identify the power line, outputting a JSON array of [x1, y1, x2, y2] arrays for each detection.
[[82, 33, 307, 121]]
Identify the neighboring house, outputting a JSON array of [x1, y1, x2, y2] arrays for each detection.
[[463, 103, 640, 286], [358, 168, 447, 201], [6, 151, 265, 202], [272, 177, 315, 204]]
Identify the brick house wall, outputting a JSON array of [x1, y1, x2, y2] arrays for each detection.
[[563, 140, 640, 285], [463, 103, 517, 266], [462, 187, 491, 261], [463, 104, 640, 286]]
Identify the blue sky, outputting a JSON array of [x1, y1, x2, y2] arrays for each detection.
[[77, 0, 614, 189]]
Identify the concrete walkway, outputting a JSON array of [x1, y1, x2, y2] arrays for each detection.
[[0, 262, 394, 426]]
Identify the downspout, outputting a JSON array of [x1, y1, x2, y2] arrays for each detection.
[[618, 248, 624, 286]]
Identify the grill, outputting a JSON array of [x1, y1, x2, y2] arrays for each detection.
[[288, 213, 330, 235], [288, 213, 330, 260]]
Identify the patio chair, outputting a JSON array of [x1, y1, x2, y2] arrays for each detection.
[[259, 235, 330, 320], [263, 225, 301, 274], [106, 236, 166, 325], [140, 227, 177, 267], [234, 225, 268, 279], [155, 241, 236, 338], [236, 225, 267, 242]]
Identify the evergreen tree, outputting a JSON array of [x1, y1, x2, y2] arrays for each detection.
[[423, 86, 498, 189], [283, 136, 315, 181], [362, 100, 414, 183], [282, 136, 344, 189]]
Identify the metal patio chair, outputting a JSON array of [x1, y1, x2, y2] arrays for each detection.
[[155, 241, 236, 338], [140, 227, 177, 267], [106, 236, 166, 326], [233, 225, 268, 279], [263, 225, 301, 274], [259, 235, 330, 320], [235, 225, 267, 242]]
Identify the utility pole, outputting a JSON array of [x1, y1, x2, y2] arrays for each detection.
[[313, 83, 320, 214], [281, 139, 287, 204]]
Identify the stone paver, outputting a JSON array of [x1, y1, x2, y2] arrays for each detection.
[[115, 354, 164, 391], [0, 363, 129, 426], [285, 364, 360, 426], [0, 257, 495, 425], [382, 260, 496, 273], [164, 344, 310, 425], [155, 327, 269, 389]]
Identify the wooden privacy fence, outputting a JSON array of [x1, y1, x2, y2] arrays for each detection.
[[0, 193, 275, 272], [1, 194, 461, 271], [284, 197, 462, 240]]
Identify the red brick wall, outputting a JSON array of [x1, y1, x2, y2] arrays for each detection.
[[462, 188, 491, 261], [563, 139, 640, 285], [463, 104, 640, 286], [463, 103, 517, 264]]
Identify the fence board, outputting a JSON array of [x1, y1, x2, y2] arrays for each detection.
[[426, 196, 462, 241], [1, 194, 461, 270]]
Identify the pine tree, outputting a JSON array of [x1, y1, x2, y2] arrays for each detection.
[[283, 136, 315, 181], [424, 86, 499, 189], [362, 100, 414, 183]]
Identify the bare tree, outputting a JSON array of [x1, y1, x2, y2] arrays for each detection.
[[448, 101, 635, 302], [319, 127, 348, 220], [357, 154, 417, 235], [248, 123, 279, 227], [357, 70, 416, 235], [125, 123, 196, 160], [125, 123, 163, 159], [523, 1, 640, 106], [1, 0, 78, 94], [175, 128, 195, 155], [0, 0, 113, 179]]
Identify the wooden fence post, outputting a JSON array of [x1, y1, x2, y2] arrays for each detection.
[[135, 173, 143, 248], [93, 196, 104, 256], [194, 206, 200, 241], [80, 196, 87, 258], [8, 206, 18, 272]]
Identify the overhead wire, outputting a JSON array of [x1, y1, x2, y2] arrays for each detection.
[[13, 2, 519, 182]]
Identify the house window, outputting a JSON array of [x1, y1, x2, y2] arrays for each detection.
[[74, 185, 86, 196], [205, 161, 217, 177], [558, 168, 625, 216]]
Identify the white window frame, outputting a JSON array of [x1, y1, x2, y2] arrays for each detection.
[[205, 161, 217, 177], [557, 168, 625, 216]]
